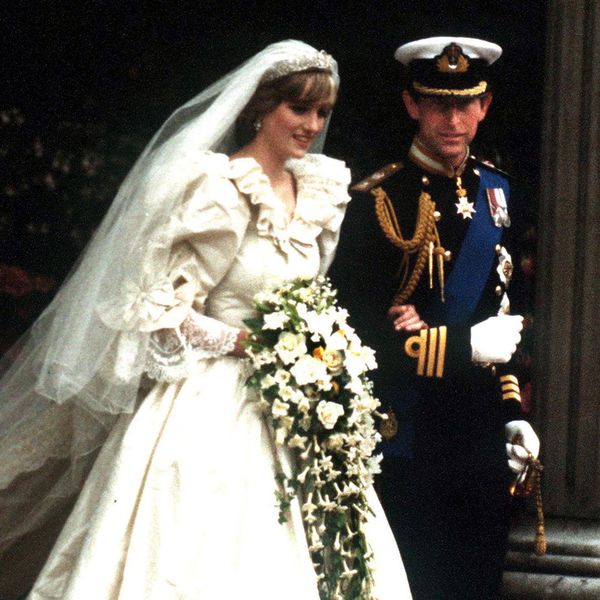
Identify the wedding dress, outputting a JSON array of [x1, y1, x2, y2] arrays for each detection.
[[26, 152, 412, 599]]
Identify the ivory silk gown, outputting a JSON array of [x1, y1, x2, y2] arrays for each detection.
[[28, 152, 412, 599]]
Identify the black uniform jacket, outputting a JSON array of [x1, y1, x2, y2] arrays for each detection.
[[329, 151, 528, 480]]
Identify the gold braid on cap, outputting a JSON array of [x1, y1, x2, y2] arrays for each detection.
[[372, 187, 447, 305], [413, 80, 488, 96]]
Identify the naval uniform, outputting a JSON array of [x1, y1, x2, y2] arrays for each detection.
[[328, 139, 529, 599]]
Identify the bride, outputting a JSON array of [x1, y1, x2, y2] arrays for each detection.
[[0, 40, 412, 599]]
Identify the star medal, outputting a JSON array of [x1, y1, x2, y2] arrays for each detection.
[[455, 197, 476, 219], [379, 405, 399, 440], [455, 176, 476, 219]]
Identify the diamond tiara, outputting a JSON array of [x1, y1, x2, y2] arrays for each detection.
[[261, 50, 334, 83]]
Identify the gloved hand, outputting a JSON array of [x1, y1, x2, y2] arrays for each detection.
[[471, 315, 523, 363], [505, 420, 540, 474]]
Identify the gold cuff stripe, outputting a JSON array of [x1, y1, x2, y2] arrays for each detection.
[[413, 80, 488, 96], [427, 327, 437, 377], [436, 326, 447, 378], [502, 391, 522, 403], [404, 326, 447, 378], [501, 382, 521, 394], [500, 374, 519, 386]]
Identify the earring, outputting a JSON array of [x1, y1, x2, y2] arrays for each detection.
[[253, 119, 262, 132]]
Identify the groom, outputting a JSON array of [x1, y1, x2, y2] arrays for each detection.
[[330, 36, 540, 599]]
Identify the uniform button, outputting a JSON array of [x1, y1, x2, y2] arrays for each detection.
[[495, 244, 502, 254], [444, 250, 452, 261], [421, 176, 430, 186], [495, 285, 503, 296], [433, 210, 441, 221]]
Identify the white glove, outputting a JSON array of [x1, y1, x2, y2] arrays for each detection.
[[505, 420, 540, 474], [471, 315, 523, 363]]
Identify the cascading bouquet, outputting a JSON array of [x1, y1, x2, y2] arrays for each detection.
[[244, 275, 385, 600]]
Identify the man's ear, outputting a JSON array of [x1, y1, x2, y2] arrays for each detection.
[[478, 93, 493, 121], [402, 90, 420, 120]]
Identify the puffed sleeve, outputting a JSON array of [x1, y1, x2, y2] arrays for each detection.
[[99, 153, 251, 382], [145, 162, 253, 381]]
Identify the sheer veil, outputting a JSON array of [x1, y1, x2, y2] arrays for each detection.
[[0, 40, 339, 558]]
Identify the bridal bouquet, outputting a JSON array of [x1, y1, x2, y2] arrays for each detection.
[[244, 276, 384, 600]]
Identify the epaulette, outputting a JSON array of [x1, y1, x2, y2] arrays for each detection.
[[470, 155, 511, 178], [350, 161, 404, 192]]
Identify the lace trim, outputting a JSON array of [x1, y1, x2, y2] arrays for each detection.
[[145, 312, 239, 382]]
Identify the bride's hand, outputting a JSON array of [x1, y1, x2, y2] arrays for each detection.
[[387, 304, 428, 332], [231, 329, 250, 357]]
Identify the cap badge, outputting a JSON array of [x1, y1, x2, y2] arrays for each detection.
[[436, 43, 470, 73]]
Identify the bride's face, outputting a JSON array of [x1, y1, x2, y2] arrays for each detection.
[[258, 84, 335, 161]]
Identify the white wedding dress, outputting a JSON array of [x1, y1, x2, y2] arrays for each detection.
[[28, 152, 412, 599]]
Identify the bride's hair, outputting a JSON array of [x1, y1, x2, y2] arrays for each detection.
[[235, 69, 337, 147]]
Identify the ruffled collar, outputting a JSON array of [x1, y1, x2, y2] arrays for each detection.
[[221, 152, 351, 254]]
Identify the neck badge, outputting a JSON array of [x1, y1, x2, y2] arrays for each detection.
[[455, 176, 476, 219]]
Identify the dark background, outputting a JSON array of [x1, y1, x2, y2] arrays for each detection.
[[0, 0, 546, 350]]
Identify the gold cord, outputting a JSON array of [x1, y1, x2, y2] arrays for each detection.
[[532, 459, 547, 555], [372, 187, 446, 304], [510, 453, 547, 556]]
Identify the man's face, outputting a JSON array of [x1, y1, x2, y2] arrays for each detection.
[[402, 91, 492, 167]]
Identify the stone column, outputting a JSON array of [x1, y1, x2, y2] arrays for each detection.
[[503, 2, 600, 597], [534, 0, 600, 518]]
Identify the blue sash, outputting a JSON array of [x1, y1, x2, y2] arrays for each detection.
[[427, 166, 509, 325]]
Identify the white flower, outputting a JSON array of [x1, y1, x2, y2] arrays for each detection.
[[288, 434, 308, 449], [272, 398, 290, 417], [318, 454, 335, 472], [367, 454, 383, 476], [334, 307, 349, 325], [274, 331, 307, 364], [274, 369, 291, 385], [321, 348, 344, 375], [344, 346, 377, 377], [327, 329, 348, 351], [260, 374, 277, 389], [279, 385, 296, 402], [316, 400, 345, 430], [247, 348, 276, 367], [263, 310, 289, 330], [345, 375, 366, 396], [324, 433, 347, 452], [304, 309, 336, 341], [302, 493, 317, 515], [350, 392, 379, 414], [290, 355, 328, 385], [297, 396, 311, 414]]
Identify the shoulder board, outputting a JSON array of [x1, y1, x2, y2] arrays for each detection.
[[350, 161, 404, 192], [470, 155, 511, 178]]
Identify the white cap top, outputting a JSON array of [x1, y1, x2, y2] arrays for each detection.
[[395, 36, 502, 65]]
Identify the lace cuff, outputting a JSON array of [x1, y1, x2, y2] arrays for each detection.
[[145, 311, 240, 382]]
